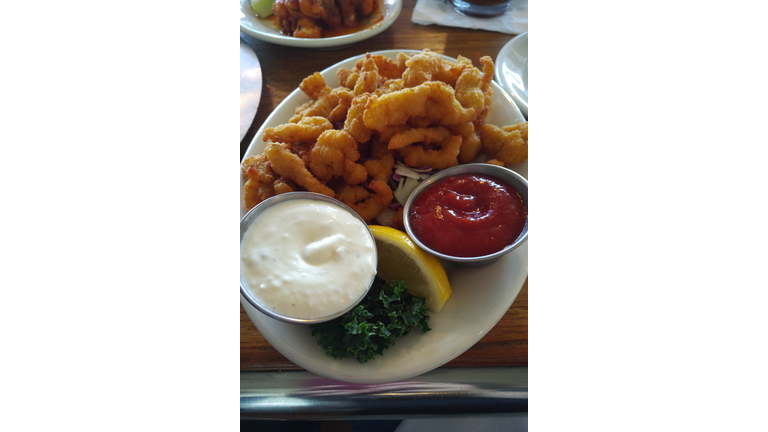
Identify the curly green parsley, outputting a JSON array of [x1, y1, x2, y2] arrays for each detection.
[[309, 278, 431, 363]]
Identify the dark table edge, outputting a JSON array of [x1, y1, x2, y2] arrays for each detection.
[[241, 366, 528, 420]]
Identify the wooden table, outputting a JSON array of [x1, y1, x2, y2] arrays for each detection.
[[240, 0, 527, 372]]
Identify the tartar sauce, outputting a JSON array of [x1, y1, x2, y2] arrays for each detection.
[[240, 199, 377, 320]]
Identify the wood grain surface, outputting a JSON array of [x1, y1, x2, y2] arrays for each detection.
[[240, 0, 527, 371]]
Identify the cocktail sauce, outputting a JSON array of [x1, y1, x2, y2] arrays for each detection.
[[408, 174, 526, 257]]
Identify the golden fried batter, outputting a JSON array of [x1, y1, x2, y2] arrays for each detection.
[[266, 142, 335, 197], [336, 67, 359, 89], [309, 130, 366, 185], [355, 54, 404, 81], [343, 159, 369, 185], [402, 49, 455, 88], [390, 127, 462, 169], [374, 79, 405, 97], [328, 88, 354, 124], [387, 126, 453, 150], [336, 183, 370, 204], [263, 116, 333, 144], [472, 56, 495, 132], [363, 152, 395, 183], [336, 180, 394, 222], [354, 56, 380, 96], [343, 94, 373, 143], [448, 123, 482, 163], [453, 65, 485, 124], [300, 72, 331, 99], [291, 87, 350, 123], [363, 81, 482, 132], [480, 122, 528, 165], [242, 154, 278, 209], [458, 131, 482, 164]]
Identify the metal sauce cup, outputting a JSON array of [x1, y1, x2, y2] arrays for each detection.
[[403, 163, 528, 267], [240, 192, 378, 324]]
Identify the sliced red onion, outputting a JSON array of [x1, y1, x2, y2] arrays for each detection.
[[394, 165, 422, 179]]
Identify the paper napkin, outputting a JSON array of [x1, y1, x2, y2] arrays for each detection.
[[412, 0, 528, 35]]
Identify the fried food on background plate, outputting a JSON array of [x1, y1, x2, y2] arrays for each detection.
[[273, 0, 378, 39], [241, 49, 529, 225]]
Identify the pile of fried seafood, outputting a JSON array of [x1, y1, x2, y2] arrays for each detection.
[[241, 49, 529, 226], [273, 0, 376, 38]]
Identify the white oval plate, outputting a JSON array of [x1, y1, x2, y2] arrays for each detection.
[[240, 50, 528, 384], [239, 0, 402, 49], [496, 32, 528, 116]]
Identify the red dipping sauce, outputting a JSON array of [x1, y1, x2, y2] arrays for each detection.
[[408, 174, 526, 257]]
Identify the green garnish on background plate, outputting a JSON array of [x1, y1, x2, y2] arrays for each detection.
[[309, 278, 431, 363]]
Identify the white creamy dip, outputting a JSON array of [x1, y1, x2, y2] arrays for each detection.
[[240, 198, 377, 320]]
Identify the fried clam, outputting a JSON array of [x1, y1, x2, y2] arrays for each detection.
[[336, 67, 359, 90], [388, 126, 462, 170], [300, 72, 331, 99], [336, 180, 394, 223], [472, 56, 495, 132], [291, 87, 353, 123], [452, 63, 485, 124], [265, 142, 335, 197], [309, 129, 367, 185], [355, 53, 405, 81], [363, 151, 395, 183], [480, 122, 528, 165], [354, 56, 380, 96], [328, 88, 354, 125], [362, 81, 483, 132], [400, 50, 476, 89], [344, 94, 374, 143], [447, 122, 482, 164], [291, 73, 353, 123], [242, 154, 296, 210], [337, 53, 400, 91], [374, 78, 405, 97], [263, 116, 333, 144], [401, 49, 455, 88], [287, 140, 314, 168]]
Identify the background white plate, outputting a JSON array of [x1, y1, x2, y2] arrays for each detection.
[[496, 32, 528, 116], [240, 50, 528, 384], [239, 0, 402, 49]]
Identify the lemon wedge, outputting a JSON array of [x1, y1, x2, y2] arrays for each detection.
[[369, 225, 452, 312]]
